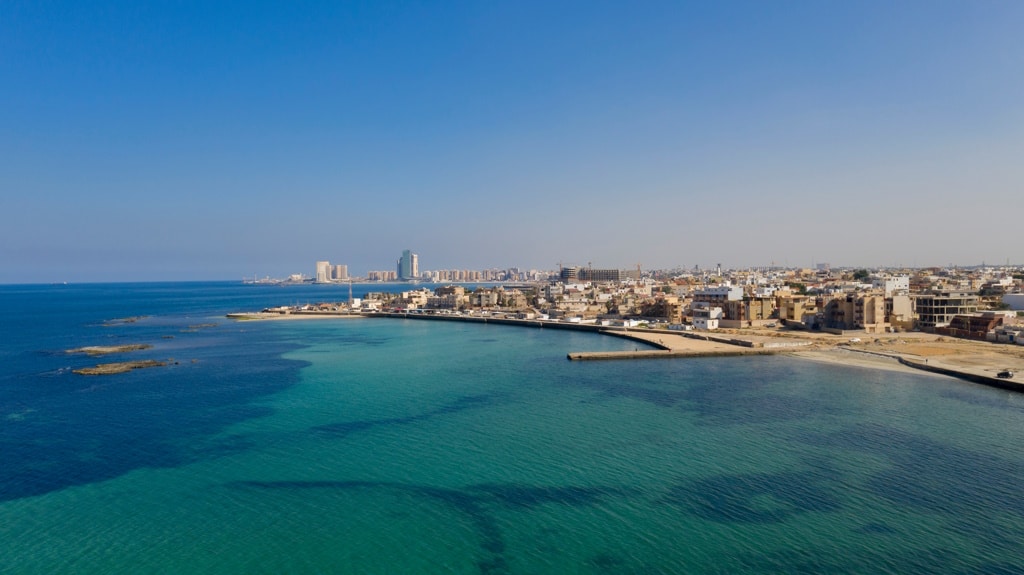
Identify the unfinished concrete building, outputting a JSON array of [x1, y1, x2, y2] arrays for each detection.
[[914, 291, 979, 331]]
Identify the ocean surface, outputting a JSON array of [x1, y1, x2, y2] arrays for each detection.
[[2, 282, 1024, 574]]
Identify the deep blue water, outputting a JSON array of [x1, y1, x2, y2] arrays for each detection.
[[2, 282, 1024, 574]]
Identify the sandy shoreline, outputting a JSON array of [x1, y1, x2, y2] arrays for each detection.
[[228, 310, 1024, 389], [788, 348, 941, 376]]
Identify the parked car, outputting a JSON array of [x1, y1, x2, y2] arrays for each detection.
[[997, 370, 1014, 379]]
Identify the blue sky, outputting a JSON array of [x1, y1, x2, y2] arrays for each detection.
[[2, 1, 1022, 282]]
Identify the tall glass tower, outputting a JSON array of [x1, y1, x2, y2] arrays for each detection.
[[397, 249, 418, 280]]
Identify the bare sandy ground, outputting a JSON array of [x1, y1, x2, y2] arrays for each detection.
[[788, 348, 938, 376], [624, 326, 1024, 381], [615, 331, 758, 354]]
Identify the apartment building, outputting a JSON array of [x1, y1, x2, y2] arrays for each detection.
[[822, 293, 889, 333]]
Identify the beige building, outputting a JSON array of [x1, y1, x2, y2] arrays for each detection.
[[720, 297, 775, 328], [367, 270, 398, 281], [887, 294, 914, 331], [470, 288, 500, 308], [822, 293, 889, 333], [504, 289, 531, 310], [776, 294, 818, 326], [640, 295, 684, 324]]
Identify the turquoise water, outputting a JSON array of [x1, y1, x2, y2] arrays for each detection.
[[2, 284, 1024, 574]]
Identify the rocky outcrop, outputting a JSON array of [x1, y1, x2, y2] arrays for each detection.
[[66, 344, 153, 356], [73, 360, 166, 375]]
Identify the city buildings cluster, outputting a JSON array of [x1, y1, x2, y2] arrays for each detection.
[[311, 249, 550, 284], [335, 263, 1024, 345], [288, 250, 1024, 344], [315, 261, 348, 283]]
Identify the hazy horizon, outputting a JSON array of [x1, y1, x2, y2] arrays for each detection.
[[3, 2, 1022, 283]]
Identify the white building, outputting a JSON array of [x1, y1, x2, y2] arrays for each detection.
[[872, 275, 910, 297], [1003, 293, 1024, 311], [315, 261, 331, 283], [989, 325, 1024, 345], [693, 286, 744, 302], [692, 303, 723, 330]]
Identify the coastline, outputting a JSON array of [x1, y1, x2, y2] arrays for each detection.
[[789, 348, 939, 376], [10, 281, 1024, 574], [226, 311, 366, 321], [227, 309, 1024, 392]]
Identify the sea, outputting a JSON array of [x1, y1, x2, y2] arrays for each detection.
[[2, 281, 1024, 575]]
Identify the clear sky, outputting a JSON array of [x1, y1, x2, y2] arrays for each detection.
[[2, 1, 1022, 282]]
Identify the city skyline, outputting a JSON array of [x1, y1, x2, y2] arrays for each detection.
[[3, 2, 1023, 283], [303, 251, 1021, 286]]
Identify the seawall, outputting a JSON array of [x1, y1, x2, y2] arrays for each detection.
[[897, 357, 1024, 392], [567, 349, 773, 361]]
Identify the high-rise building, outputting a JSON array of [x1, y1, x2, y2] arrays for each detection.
[[579, 268, 623, 282], [397, 249, 419, 280], [315, 261, 331, 283], [559, 266, 580, 282], [333, 265, 348, 281]]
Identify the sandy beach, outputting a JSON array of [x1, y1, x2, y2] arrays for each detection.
[[789, 348, 935, 376], [228, 310, 1024, 388]]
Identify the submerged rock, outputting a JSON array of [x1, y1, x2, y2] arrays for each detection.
[[73, 360, 166, 375], [102, 316, 149, 325], [66, 344, 153, 356]]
